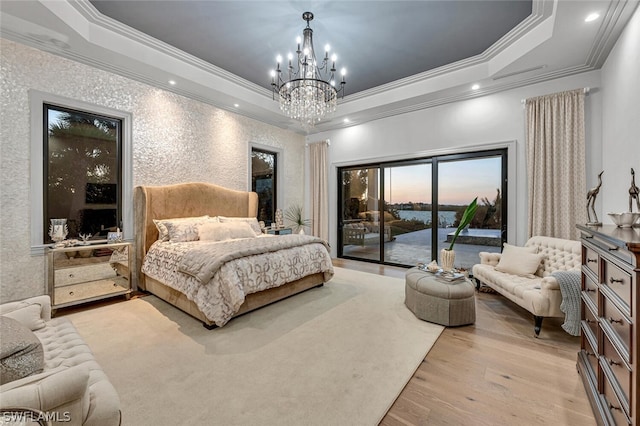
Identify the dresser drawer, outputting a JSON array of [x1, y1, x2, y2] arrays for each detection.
[[584, 247, 599, 277], [581, 330, 599, 378], [603, 261, 632, 315], [602, 336, 631, 411], [602, 369, 632, 426], [583, 301, 599, 343], [583, 273, 599, 308], [601, 296, 631, 361]]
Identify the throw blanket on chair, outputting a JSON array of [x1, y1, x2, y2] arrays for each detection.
[[552, 270, 582, 336]]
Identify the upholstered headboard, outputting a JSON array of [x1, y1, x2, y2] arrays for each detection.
[[134, 182, 258, 290]]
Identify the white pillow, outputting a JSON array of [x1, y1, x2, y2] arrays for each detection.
[[218, 216, 262, 236], [199, 222, 257, 242], [495, 243, 544, 277], [153, 216, 210, 242]]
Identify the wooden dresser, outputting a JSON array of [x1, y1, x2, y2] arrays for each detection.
[[577, 224, 640, 426]]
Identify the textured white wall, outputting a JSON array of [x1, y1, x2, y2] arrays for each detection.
[[0, 39, 305, 302], [311, 71, 604, 255], [601, 6, 640, 219]]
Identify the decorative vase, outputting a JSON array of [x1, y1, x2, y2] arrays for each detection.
[[440, 248, 455, 272], [49, 218, 68, 244], [274, 209, 283, 229]]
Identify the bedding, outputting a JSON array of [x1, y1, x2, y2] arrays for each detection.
[[141, 235, 333, 326], [135, 182, 334, 328]]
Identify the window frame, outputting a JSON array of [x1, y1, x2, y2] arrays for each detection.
[[337, 147, 509, 266], [249, 143, 283, 224], [29, 90, 133, 255]]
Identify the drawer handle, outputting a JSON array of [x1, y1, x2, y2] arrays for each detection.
[[607, 246, 619, 251], [608, 317, 623, 324], [586, 288, 596, 293], [608, 359, 621, 367], [69, 273, 74, 278], [584, 234, 594, 239], [609, 277, 624, 284], [586, 319, 595, 324], [609, 403, 621, 411], [587, 258, 597, 263], [585, 351, 594, 357]]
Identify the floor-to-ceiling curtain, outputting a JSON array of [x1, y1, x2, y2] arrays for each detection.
[[309, 140, 329, 241], [525, 89, 587, 240]]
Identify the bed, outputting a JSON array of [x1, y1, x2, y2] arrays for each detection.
[[134, 182, 334, 328]]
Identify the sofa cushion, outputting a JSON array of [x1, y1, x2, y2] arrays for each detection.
[[495, 243, 543, 277], [0, 317, 44, 385]]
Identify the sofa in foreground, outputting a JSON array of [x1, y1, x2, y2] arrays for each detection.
[[472, 236, 581, 336], [0, 296, 121, 426]]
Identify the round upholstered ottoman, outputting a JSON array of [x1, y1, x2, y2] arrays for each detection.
[[404, 267, 476, 326]]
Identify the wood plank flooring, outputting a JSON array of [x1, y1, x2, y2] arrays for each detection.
[[332, 258, 595, 426]]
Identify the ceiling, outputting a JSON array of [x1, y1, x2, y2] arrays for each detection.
[[88, 0, 533, 96], [1, 0, 638, 134]]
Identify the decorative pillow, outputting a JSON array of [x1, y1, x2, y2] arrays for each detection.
[[0, 317, 44, 385], [153, 216, 210, 242], [199, 222, 257, 241], [1, 304, 46, 331], [495, 244, 544, 277], [218, 216, 262, 236]]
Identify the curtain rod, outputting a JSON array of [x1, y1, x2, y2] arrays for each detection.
[[521, 87, 590, 104]]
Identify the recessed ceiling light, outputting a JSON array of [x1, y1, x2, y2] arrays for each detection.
[[585, 13, 600, 22], [233, 104, 239, 108], [471, 84, 480, 90], [343, 118, 350, 123], [168, 80, 176, 85]]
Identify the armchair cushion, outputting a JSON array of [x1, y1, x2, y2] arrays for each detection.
[[0, 317, 44, 385]]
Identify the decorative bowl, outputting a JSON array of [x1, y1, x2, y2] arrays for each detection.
[[607, 212, 640, 227]]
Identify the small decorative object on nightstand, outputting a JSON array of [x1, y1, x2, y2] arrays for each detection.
[[46, 241, 132, 314]]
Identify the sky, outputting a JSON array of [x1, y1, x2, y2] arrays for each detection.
[[385, 156, 501, 205]]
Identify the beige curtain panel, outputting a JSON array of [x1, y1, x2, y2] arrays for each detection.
[[525, 89, 587, 240], [309, 140, 330, 241]]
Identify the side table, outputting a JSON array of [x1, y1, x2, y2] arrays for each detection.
[[404, 267, 476, 326], [46, 242, 132, 314], [265, 227, 292, 235]]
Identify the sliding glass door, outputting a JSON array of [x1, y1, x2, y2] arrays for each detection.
[[339, 167, 381, 261], [435, 154, 505, 270], [338, 149, 506, 268], [383, 162, 432, 265]]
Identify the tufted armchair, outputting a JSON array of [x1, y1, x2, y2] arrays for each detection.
[[0, 296, 121, 426], [472, 236, 581, 336]]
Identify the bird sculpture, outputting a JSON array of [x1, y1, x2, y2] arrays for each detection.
[[630, 168, 640, 212], [587, 170, 604, 224]]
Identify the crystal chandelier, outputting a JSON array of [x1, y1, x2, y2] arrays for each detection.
[[271, 12, 346, 128]]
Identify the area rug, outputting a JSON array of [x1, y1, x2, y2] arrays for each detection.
[[66, 267, 444, 425]]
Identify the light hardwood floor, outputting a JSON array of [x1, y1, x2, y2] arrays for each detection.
[[332, 258, 596, 426]]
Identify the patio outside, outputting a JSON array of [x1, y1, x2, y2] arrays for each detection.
[[342, 226, 501, 271]]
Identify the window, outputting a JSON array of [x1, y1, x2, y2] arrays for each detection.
[[30, 91, 132, 254], [338, 149, 507, 269], [44, 105, 122, 243], [251, 147, 278, 226]]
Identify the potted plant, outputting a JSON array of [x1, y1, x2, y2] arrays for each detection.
[[284, 204, 311, 234], [441, 197, 478, 272]]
